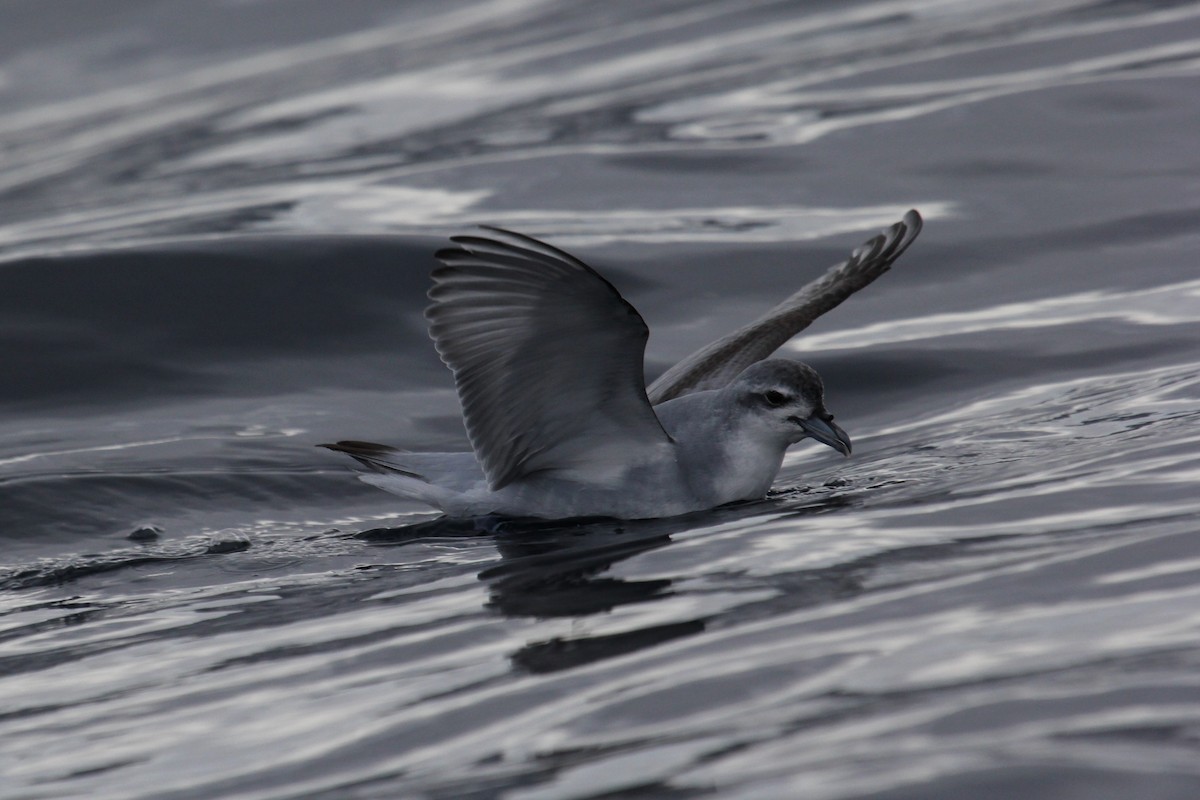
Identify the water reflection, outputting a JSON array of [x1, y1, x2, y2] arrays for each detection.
[[354, 493, 865, 673], [4, 0, 1200, 794]]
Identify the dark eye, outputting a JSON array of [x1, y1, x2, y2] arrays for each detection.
[[763, 390, 788, 406]]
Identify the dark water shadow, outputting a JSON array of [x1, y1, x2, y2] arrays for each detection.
[[484, 515, 702, 674], [348, 512, 704, 673], [354, 494, 861, 674], [0, 235, 446, 411], [0, 536, 251, 592]]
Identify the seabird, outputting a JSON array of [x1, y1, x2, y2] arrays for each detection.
[[322, 210, 922, 519]]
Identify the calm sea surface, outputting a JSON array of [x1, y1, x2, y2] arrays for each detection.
[[2, 1, 1200, 798]]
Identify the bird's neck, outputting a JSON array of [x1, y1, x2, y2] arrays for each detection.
[[656, 390, 788, 505]]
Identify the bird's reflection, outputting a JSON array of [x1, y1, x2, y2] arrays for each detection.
[[482, 517, 676, 615], [354, 492, 853, 673]]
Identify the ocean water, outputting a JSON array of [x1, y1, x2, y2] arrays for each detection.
[[2, 1, 1200, 798]]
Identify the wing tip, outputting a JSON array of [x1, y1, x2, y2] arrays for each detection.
[[434, 246, 469, 261], [446, 225, 592, 272], [844, 208, 925, 274], [446, 226, 510, 247], [887, 208, 924, 260], [444, 225, 529, 250], [897, 208, 923, 246]]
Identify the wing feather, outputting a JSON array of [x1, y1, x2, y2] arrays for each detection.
[[647, 209, 923, 403], [427, 227, 671, 490]]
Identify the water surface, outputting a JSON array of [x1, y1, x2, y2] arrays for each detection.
[[2, 1, 1199, 798]]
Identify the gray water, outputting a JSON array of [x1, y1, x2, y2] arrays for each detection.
[[2, 1, 1200, 798]]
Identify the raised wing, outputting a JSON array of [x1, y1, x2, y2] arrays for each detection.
[[647, 209, 922, 404], [428, 226, 672, 490]]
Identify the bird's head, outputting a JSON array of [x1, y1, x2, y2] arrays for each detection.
[[729, 359, 851, 455]]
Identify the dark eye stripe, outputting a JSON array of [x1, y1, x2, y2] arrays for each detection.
[[763, 390, 788, 406]]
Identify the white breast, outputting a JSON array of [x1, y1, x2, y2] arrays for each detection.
[[708, 436, 787, 504]]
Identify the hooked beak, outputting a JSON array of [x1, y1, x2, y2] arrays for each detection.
[[796, 412, 852, 456]]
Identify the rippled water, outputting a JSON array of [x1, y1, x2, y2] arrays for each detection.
[[3, 1, 1200, 798]]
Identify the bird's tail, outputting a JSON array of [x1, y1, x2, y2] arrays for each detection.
[[318, 441, 487, 511], [318, 440, 419, 476]]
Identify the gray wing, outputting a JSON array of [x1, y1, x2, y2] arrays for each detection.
[[427, 226, 672, 491], [647, 209, 922, 404]]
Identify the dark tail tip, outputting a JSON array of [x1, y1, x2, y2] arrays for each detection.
[[318, 440, 396, 456]]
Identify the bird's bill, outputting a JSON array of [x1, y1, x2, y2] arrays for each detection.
[[799, 414, 852, 456]]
